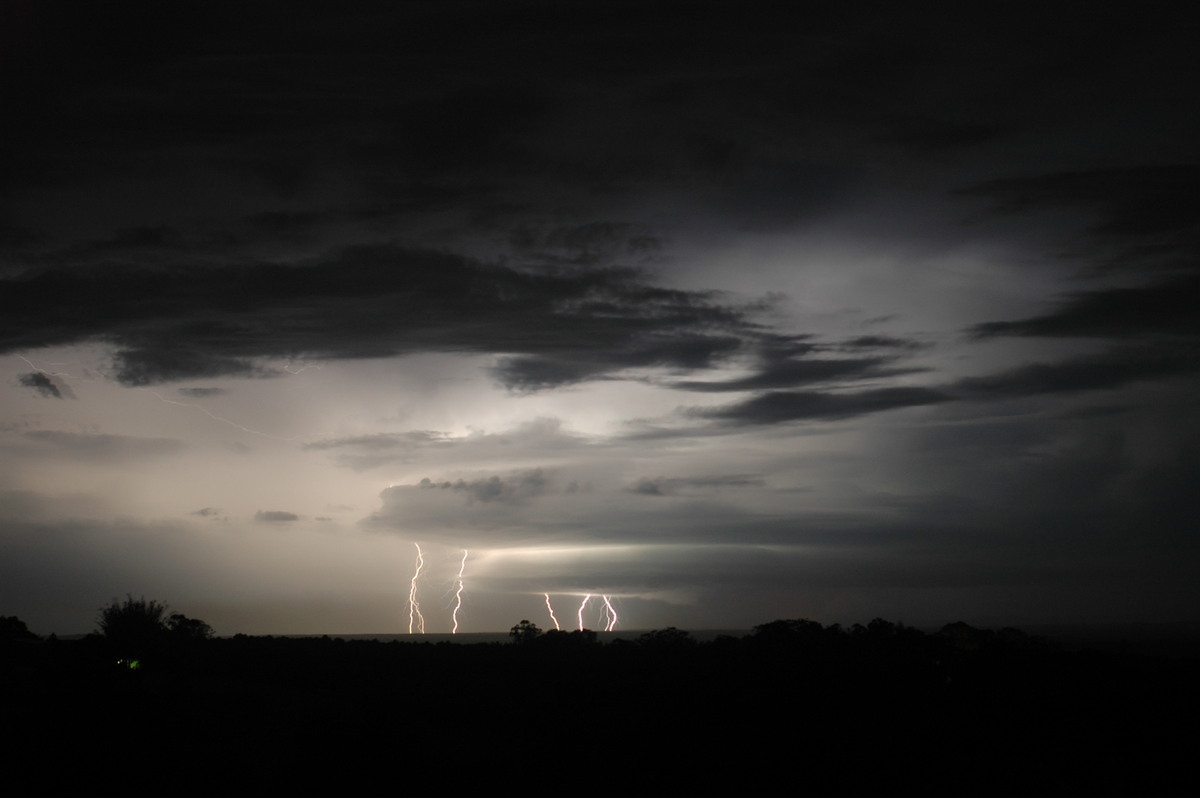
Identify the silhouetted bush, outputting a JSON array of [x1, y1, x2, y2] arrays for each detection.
[[97, 595, 169, 653], [531, 628, 598, 648], [636, 627, 696, 648], [0, 615, 39, 642], [167, 612, 214, 640]]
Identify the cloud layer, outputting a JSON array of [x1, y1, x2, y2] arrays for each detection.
[[2, 1, 1197, 635]]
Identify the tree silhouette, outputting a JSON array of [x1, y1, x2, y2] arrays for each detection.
[[509, 619, 542, 644], [167, 612, 214, 641], [97, 595, 170, 654], [0, 615, 39, 642], [533, 628, 598, 648], [636, 627, 696, 648]]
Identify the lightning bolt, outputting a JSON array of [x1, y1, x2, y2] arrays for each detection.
[[577, 595, 592, 631], [451, 549, 468, 634], [282, 358, 322, 375], [141, 389, 300, 441], [18, 352, 299, 441], [544, 593, 561, 631], [602, 595, 619, 632], [408, 543, 425, 634], [16, 354, 72, 377]]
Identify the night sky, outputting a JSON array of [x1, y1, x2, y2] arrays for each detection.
[[3, 1, 1197, 635]]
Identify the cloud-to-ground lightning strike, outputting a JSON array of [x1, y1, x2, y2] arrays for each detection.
[[566, 593, 619, 632], [544, 593, 561, 631], [408, 543, 425, 634], [451, 550, 468, 634], [577, 595, 592, 631], [602, 595, 619, 632]]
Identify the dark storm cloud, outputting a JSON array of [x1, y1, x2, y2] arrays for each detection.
[[839, 335, 928, 351], [663, 340, 1195, 426], [970, 273, 1200, 340], [697, 387, 950, 426], [952, 346, 1200, 398], [2, 1, 711, 198], [492, 332, 746, 393], [960, 165, 1200, 243], [668, 356, 909, 393], [508, 221, 663, 267], [487, 356, 604, 394], [961, 163, 1200, 404], [664, 332, 926, 393], [116, 349, 273, 386], [254, 510, 299, 523], [6, 0, 1193, 238], [5, 0, 1160, 228], [627, 474, 764, 497], [18, 371, 74, 399], [3, 0, 1184, 407], [959, 165, 1200, 285], [417, 469, 554, 505], [0, 246, 757, 388]]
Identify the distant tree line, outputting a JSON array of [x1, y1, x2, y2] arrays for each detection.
[[4, 601, 1196, 792]]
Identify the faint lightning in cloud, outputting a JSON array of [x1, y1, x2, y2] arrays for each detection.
[[602, 595, 619, 632], [577, 595, 592, 631], [141, 389, 299, 441], [451, 550, 468, 634], [16, 354, 78, 398], [17, 354, 72, 377], [408, 543, 426, 634], [282, 359, 323, 375], [544, 593, 561, 631]]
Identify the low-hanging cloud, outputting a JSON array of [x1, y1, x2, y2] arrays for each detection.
[[255, 510, 299, 523], [18, 372, 75, 399], [627, 474, 765, 496], [695, 386, 950, 426], [417, 469, 555, 505], [970, 274, 1200, 340], [952, 346, 1200, 398], [190, 507, 223, 518]]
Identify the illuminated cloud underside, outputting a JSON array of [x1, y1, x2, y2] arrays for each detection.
[[1, 2, 1197, 635]]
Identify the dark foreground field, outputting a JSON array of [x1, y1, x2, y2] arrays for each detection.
[[5, 621, 1197, 793]]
